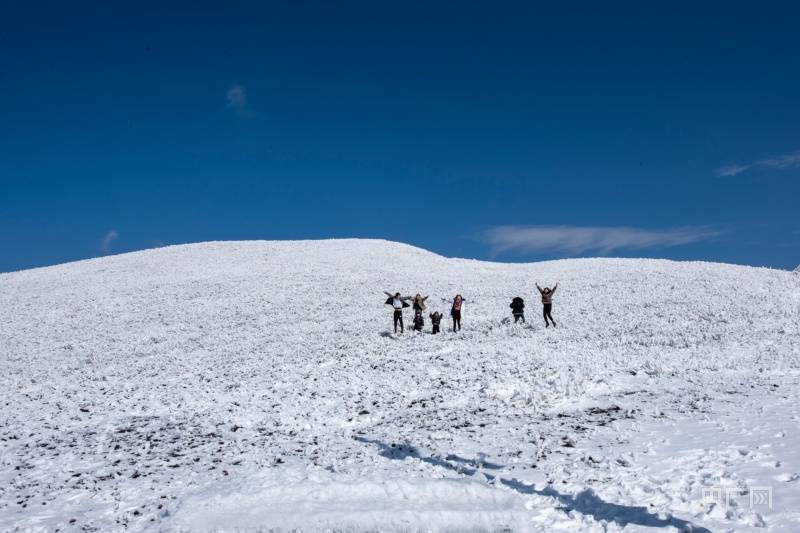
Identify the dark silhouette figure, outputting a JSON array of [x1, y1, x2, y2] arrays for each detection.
[[510, 296, 525, 323]]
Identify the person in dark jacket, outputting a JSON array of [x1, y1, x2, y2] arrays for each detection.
[[429, 311, 443, 334], [450, 295, 465, 332], [384, 291, 411, 333], [536, 283, 558, 328], [536, 283, 558, 327], [510, 296, 525, 323], [411, 294, 429, 314], [412, 311, 425, 331]]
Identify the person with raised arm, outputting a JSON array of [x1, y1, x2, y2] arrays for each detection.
[[536, 283, 558, 328], [384, 291, 411, 334], [450, 294, 465, 332], [411, 293, 429, 314], [429, 311, 443, 334]]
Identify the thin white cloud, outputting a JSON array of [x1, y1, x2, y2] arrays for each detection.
[[482, 225, 720, 256], [715, 150, 800, 177], [715, 164, 750, 177], [759, 151, 800, 170], [226, 84, 247, 113], [101, 230, 118, 251]]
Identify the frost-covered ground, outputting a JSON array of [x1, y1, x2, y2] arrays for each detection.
[[1, 239, 799, 532]]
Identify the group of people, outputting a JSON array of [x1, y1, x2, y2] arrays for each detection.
[[383, 283, 557, 334], [383, 292, 464, 334]]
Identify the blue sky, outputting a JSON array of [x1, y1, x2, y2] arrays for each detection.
[[2, 1, 799, 272]]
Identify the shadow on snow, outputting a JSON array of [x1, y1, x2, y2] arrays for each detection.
[[354, 436, 710, 532]]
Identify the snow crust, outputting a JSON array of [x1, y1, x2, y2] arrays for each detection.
[[1, 239, 799, 531]]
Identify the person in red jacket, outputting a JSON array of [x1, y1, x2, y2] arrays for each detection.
[[450, 294, 465, 332], [536, 283, 558, 328]]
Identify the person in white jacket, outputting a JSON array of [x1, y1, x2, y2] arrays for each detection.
[[384, 292, 411, 333]]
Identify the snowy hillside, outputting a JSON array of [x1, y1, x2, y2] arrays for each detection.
[[1, 240, 799, 532]]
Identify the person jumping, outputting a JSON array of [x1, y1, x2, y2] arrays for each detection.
[[536, 283, 558, 327], [384, 291, 411, 333]]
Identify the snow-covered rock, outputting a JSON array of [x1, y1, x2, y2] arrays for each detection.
[[1, 240, 799, 531]]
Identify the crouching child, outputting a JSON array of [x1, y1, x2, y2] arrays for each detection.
[[412, 311, 425, 332]]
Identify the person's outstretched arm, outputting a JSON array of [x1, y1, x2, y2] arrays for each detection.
[[383, 291, 393, 297], [536, 284, 543, 293], [552, 283, 558, 293], [422, 296, 428, 302]]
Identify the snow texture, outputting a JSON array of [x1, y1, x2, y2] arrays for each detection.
[[1, 239, 799, 532]]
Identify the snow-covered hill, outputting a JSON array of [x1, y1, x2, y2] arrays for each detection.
[[1, 240, 799, 532]]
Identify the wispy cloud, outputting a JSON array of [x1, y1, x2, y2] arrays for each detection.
[[715, 164, 750, 177], [482, 225, 720, 256], [101, 230, 118, 251], [760, 151, 800, 170], [714, 150, 800, 177], [225, 84, 247, 114]]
